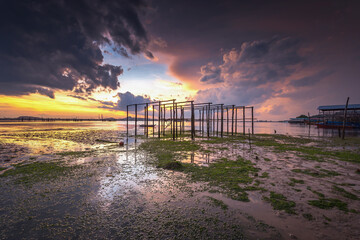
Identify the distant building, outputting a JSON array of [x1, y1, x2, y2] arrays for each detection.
[[317, 104, 360, 128]]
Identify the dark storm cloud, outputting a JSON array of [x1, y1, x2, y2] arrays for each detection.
[[147, 0, 360, 115], [0, 0, 150, 98], [290, 70, 333, 87], [199, 63, 223, 84], [199, 36, 304, 88], [116, 92, 151, 111]]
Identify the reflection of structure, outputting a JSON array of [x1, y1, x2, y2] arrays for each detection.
[[317, 104, 360, 129], [126, 99, 255, 139]]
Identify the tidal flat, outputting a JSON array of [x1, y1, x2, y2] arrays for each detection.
[[1, 126, 360, 239]]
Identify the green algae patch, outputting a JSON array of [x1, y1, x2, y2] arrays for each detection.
[[56, 150, 94, 157], [206, 196, 228, 210], [253, 134, 360, 163], [302, 213, 314, 221], [0, 161, 74, 185], [183, 157, 260, 202], [308, 198, 348, 212], [140, 139, 201, 153], [332, 185, 358, 200], [162, 161, 184, 170], [263, 191, 296, 214], [288, 178, 305, 186], [260, 172, 269, 178], [292, 168, 340, 178], [140, 139, 200, 169], [140, 138, 263, 202], [201, 136, 246, 144]]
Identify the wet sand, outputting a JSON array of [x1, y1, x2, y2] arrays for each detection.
[[0, 124, 359, 239]]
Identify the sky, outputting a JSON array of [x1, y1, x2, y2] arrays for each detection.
[[0, 0, 359, 120]]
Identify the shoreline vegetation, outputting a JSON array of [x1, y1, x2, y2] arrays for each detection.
[[1, 128, 360, 239]]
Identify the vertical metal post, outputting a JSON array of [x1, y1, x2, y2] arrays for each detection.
[[170, 107, 173, 137], [146, 103, 149, 137], [243, 106, 245, 135], [221, 104, 223, 137], [207, 103, 210, 138], [216, 107, 219, 136], [202, 107, 205, 137], [212, 109, 215, 136], [231, 105, 234, 136], [158, 101, 161, 138], [235, 107, 237, 135], [163, 106, 166, 136], [198, 109, 201, 134], [227, 108, 229, 135], [191, 101, 195, 140], [152, 104, 155, 137], [135, 104, 137, 137], [251, 106, 254, 135], [126, 105, 129, 137], [172, 100, 175, 140], [175, 103, 178, 138]]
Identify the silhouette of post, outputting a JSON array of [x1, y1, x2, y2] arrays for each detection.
[[135, 104, 137, 137], [158, 101, 161, 138], [235, 107, 237, 135], [243, 106, 245, 135], [126, 105, 129, 137], [191, 101, 195, 140], [251, 106, 254, 135], [342, 97, 350, 140], [231, 105, 234, 136], [221, 104, 224, 137]]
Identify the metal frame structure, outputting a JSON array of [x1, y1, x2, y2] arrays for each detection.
[[126, 100, 254, 140]]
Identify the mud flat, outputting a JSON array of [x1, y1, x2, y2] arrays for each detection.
[[1, 128, 359, 239]]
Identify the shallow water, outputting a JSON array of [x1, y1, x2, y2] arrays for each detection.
[[2, 120, 360, 137], [1, 122, 359, 239]]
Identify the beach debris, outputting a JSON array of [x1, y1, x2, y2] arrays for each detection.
[[119, 141, 124, 147]]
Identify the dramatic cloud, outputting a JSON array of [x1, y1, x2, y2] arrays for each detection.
[[0, 0, 151, 98], [144, 0, 360, 119], [199, 63, 223, 84], [199, 37, 304, 87], [196, 37, 305, 104], [116, 91, 151, 111]]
